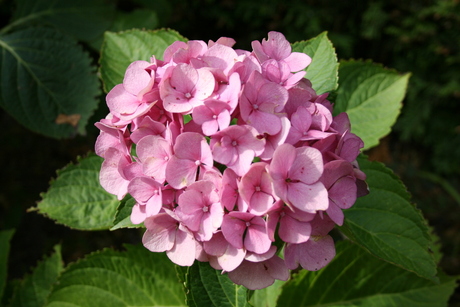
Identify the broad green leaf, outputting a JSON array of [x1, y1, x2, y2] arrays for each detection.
[[5, 0, 115, 43], [0, 28, 100, 138], [249, 279, 285, 307], [185, 262, 251, 307], [9, 245, 64, 307], [110, 195, 143, 230], [334, 60, 410, 150], [291, 32, 338, 94], [100, 29, 187, 92], [45, 245, 186, 307], [339, 157, 437, 282], [0, 229, 14, 300], [37, 153, 119, 230], [277, 241, 457, 307]]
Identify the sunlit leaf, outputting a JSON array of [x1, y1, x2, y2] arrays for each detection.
[[37, 153, 119, 230]]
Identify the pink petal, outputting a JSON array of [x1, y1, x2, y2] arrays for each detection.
[[165, 156, 197, 189], [284, 236, 336, 271], [244, 218, 271, 254], [221, 214, 247, 249], [142, 214, 176, 252], [278, 215, 311, 244], [166, 228, 196, 266], [123, 60, 152, 95], [227, 260, 274, 290], [287, 181, 329, 213], [290, 146, 324, 184]]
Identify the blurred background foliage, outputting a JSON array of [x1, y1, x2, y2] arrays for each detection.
[[0, 0, 459, 304]]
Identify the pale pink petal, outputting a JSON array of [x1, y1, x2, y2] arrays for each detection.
[[268, 143, 295, 181], [130, 204, 147, 224], [284, 52, 311, 72], [142, 214, 176, 252], [287, 181, 329, 213], [123, 60, 152, 95], [166, 228, 196, 266], [165, 156, 197, 189], [244, 218, 271, 254], [245, 245, 277, 262], [290, 146, 324, 184], [106, 84, 140, 116]]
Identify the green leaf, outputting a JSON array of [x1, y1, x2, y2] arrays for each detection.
[[249, 279, 285, 307], [339, 157, 438, 282], [0, 27, 100, 138], [291, 32, 338, 94], [5, 0, 115, 43], [110, 195, 143, 231], [0, 229, 15, 301], [37, 153, 119, 230], [9, 245, 64, 307], [45, 245, 186, 307], [277, 241, 457, 307], [185, 262, 251, 307], [333, 60, 410, 150], [100, 29, 187, 93]]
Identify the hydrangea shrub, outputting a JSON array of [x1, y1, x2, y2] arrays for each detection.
[[28, 29, 457, 306]]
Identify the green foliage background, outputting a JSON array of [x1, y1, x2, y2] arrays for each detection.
[[0, 0, 458, 305]]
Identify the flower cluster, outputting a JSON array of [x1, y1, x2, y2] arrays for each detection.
[[95, 31, 367, 290]]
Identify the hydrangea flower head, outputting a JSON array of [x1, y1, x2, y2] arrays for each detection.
[[96, 31, 367, 290]]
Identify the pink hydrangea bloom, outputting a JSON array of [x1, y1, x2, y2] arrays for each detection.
[[96, 31, 367, 289]]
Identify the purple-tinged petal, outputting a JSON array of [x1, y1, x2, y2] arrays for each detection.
[[227, 260, 275, 290], [278, 214, 311, 244], [284, 236, 335, 271]]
